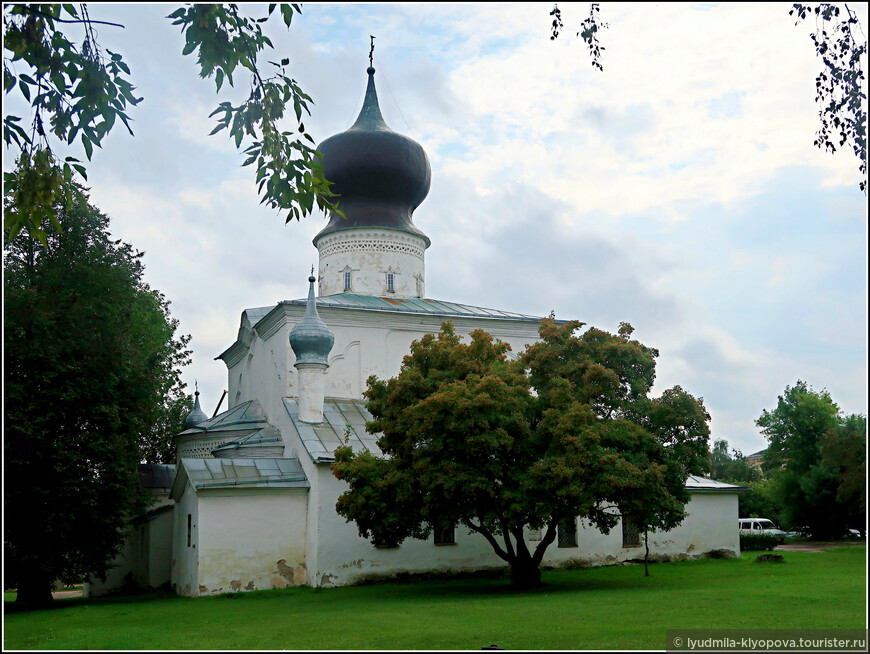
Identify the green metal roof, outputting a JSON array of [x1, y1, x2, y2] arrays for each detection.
[[178, 457, 309, 490], [283, 397, 383, 463], [280, 293, 551, 323], [177, 400, 269, 436]]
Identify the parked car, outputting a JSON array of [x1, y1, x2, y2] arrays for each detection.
[[738, 518, 788, 543]]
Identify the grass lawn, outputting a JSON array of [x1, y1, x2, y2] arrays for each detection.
[[3, 548, 866, 650]]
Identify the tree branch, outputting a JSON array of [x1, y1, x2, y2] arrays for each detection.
[[15, 5, 125, 29], [500, 519, 516, 560], [466, 519, 512, 563], [533, 517, 560, 567]]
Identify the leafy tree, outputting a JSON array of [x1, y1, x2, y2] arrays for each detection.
[[141, 387, 194, 465], [3, 175, 191, 605], [790, 3, 867, 193], [333, 319, 710, 587], [738, 479, 784, 525], [3, 3, 338, 244], [709, 439, 762, 484], [550, 3, 867, 192], [549, 3, 607, 71], [821, 413, 867, 533], [756, 381, 856, 538]]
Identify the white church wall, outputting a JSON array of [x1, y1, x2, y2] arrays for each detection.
[[539, 491, 741, 568], [227, 305, 545, 423], [147, 508, 175, 589], [316, 228, 428, 298], [312, 309, 544, 403], [86, 494, 175, 597], [312, 465, 506, 587], [195, 488, 309, 595], [312, 462, 740, 587], [86, 527, 138, 597], [171, 482, 199, 597]]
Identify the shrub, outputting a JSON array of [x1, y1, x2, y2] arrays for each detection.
[[740, 533, 781, 551]]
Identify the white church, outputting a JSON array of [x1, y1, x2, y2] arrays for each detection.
[[88, 64, 743, 598]]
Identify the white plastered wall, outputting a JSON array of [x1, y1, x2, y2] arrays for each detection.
[[171, 482, 199, 597], [312, 465, 505, 587], [147, 509, 174, 589], [312, 469, 740, 586], [540, 492, 741, 567], [86, 494, 174, 597], [316, 228, 428, 298], [228, 304, 545, 415], [195, 488, 308, 595]]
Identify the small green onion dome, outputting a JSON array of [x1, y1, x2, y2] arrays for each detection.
[[184, 390, 208, 428], [290, 276, 335, 366]]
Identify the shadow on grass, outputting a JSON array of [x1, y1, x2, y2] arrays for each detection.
[[3, 588, 179, 615], [4, 555, 761, 614]]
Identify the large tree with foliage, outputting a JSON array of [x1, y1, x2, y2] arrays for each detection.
[[820, 413, 867, 534], [141, 386, 194, 465], [709, 439, 762, 484], [3, 3, 337, 243], [757, 381, 864, 538], [332, 320, 710, 587], [3, 178, 191, 605]]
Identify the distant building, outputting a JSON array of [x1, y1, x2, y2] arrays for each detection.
[[89, 63, 744, 598], [745, 449, 766, 471]]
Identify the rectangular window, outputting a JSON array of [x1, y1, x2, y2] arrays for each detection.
[[344, 270, 351, 291], [557, 518, 577, 547], [187, 514, 192, 548], [528, 528, 542, 542], [387, 272, 395, 293], [622, 517, 641, 548], [434, 523, 456, 546]]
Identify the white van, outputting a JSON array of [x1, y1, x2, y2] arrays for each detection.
[[738, 518, 787, 542]]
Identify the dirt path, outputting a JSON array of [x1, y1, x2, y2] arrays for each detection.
[[775, 540, 865, 552]]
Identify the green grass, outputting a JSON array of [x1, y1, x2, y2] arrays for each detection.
[[4, 548, 866, 650]]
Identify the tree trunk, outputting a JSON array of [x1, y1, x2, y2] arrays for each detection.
[[15, 570, 55, 606], [644, 528, 650, 577], [510, 558, 542, 588]]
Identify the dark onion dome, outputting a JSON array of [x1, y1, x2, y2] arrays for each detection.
[[184, 390, 208, 429], [314, 66, 431, 244], [290, 276, 335, 366]]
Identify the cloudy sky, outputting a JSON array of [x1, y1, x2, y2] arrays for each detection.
[[4, 3, 867, 456]]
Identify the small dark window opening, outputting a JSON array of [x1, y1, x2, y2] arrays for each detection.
[[387, 272, 395, 293], [187, 514, 192, 548], [434, 523, 456, 546], [557, 518, 578, 547], [344, 270, 351, 291], [622, 517, 641, 548]]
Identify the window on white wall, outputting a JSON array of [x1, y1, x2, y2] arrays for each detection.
[[344, 270, 352, 291], [622, 517, 641, 548], [557, 518, 578, 547], [386, 272, 395, 293], [434, 523, 456, 546]]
